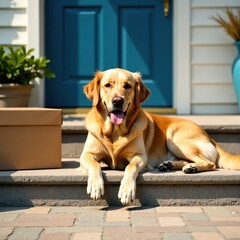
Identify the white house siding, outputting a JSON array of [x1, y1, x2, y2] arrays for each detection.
[[0, 0, 27, 46], [0, 0, 44, 107], [190, 0, 240, 114]]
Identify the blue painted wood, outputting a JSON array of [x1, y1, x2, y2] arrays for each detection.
[[45, 0, 172, 107]]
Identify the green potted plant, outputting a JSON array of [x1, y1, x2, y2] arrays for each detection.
[[211, 8, 240, 109], [0, 46, 55, 107]]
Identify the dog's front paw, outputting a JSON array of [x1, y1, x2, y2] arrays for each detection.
[[182, 163, 198, 174], [118, 176, 136, 205], [87, 173, 104, 200]]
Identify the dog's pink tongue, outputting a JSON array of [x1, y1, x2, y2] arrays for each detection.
[[110, 112, 124, 125]]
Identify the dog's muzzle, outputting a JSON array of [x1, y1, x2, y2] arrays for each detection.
[[104, 97, 130, 125]]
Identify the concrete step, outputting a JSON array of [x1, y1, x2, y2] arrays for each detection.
[[0, 158, 240, 207], [1, 115, 240, 207], [62, 115, 240, 158]]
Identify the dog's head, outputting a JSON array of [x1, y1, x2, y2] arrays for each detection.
[[84, 68, 150, 130]]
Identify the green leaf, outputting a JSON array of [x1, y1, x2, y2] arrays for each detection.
[[0, 45, 55, 84], [6, 73, 12, 79]]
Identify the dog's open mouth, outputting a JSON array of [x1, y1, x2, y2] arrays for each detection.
[[104, 102, 130, 125], [109, 110, 125, 125]]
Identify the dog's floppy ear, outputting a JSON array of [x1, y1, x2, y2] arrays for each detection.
[[133, 72, 151, 105], [84, 71, 103, 106]]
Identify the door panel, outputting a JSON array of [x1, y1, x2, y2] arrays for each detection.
[[45, 0, 172, 107], [120, 7, 152, 75], [65, 8, 101, 78]]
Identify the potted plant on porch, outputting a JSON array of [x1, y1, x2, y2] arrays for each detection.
[[0, 46, 55, 107], [211, 8, 240, 109]]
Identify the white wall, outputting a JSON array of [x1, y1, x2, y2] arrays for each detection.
[[190, 0, 240, 114], [0, 0, 43, 107], [0, 0, 27, 46]]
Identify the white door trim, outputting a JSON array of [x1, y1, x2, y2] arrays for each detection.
[[27, 0, 45, 107], [173, 0, 191, 114]]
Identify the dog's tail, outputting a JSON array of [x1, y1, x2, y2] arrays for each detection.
[[216, 144, 240, 170]]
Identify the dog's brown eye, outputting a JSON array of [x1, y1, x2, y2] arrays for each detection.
[[105, 83, 111, 88], [124, 84, 131, 90]]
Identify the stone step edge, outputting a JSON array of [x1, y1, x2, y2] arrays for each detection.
[[62, 125, 240, 134], [1, 159, 240, 185]]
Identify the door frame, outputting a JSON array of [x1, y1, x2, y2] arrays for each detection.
[[27, 0, 45, 107], [28, 0, 191, 114]]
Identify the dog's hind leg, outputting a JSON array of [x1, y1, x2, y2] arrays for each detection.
[[165, 121, 218, 173], [167, 139, 217, 173], [181, 156, 216, 173], [159, 160, 190, 172]]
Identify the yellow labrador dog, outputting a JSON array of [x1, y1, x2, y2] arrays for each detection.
[[80, 68, 240, 205]]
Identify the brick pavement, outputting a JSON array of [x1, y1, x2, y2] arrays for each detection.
[[0, 206, 240, 240]]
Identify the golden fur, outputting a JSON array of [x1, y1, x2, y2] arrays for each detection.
[[79, 68, 240, 205]]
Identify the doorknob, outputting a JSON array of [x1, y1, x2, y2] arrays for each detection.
[[164, 0, 169, 17]]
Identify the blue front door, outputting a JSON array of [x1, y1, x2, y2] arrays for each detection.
[[45, 0, 172, 107]]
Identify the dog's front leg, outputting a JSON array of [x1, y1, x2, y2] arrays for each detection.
[[118, 154, 147, 205], [80, 151, 104, 200]]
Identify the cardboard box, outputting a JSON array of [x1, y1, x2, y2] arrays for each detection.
[[0, 108, 62, 170]]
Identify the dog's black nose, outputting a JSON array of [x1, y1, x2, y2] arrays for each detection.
[[112, 96, 124, 107]]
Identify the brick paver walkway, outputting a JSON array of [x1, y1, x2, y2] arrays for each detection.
[[0, 206, 240, 240]]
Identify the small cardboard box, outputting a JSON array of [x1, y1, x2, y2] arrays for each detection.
[[0, 108, 62, 170]]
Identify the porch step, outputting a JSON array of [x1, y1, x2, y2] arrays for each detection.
[[1, 115, 240, 207], [62, 115, 240, 158], [0, 158, 240, 207]]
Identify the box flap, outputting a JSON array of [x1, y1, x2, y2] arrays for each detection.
[[0, 108, 62, 126]]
